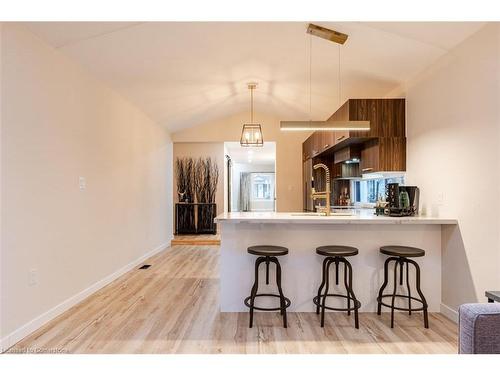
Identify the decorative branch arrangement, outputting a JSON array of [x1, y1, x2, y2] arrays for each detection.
[[194, 157, 219, 204], [175, 157, 194, 203], [175, 156, 219, 234]]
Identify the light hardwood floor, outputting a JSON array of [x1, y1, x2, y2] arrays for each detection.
[[10, 245, 458, 354], [170, 234, 221, 246]]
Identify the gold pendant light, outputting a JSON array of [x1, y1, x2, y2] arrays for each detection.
[[280, 24, 370, 132], [240, 83, 263, 147]]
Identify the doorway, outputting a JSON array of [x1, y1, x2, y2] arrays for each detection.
[[224, 142, 276, 212]]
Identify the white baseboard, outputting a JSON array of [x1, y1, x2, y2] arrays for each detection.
[[0, 239, 171, 353], [440, 303, 459, 323]]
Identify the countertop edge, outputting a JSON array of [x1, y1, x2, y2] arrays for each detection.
[[214, 216, 458, 225]]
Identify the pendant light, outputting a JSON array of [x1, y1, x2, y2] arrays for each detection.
[[240, 83, 263, 147], [280, 24, 370, 132]]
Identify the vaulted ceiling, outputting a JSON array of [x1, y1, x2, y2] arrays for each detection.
[[23, 22, 485, 132]]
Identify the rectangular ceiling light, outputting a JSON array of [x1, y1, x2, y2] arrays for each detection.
[[307, 24, 348, 45], [280, 121, 370, 131]]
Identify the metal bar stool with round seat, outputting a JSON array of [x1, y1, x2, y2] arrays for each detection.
[[376, 245, 429, 329], [313, 245, 361, 329], [244, 245, 291, 328]]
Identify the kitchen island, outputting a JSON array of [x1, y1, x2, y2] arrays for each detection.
[[215, 212, 457, 313]]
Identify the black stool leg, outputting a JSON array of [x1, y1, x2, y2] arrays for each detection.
[[377, 257, 395, 315], [405, 261, 412, 315], [400, 260, 404, 285], [408, 258, 429, 329], [335, 260, 339, 285], [390, 259, 400, 328], [249, 257, 265, 328], [265, 257, 270, 285], [343, 260, 351, 316], [316, 257, 329, 315], [272, 257, 287, 328], [343, 258, 359, 329], [320, 258, 333, 327]]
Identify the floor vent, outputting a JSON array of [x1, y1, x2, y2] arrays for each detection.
[[139, 264, 151, 269]]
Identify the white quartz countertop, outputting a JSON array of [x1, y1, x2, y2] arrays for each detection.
[[215, 211, 458, 225]]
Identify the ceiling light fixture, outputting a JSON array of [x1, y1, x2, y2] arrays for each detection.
[[240, 83, 263, 147], [280, 24, 370, 132]]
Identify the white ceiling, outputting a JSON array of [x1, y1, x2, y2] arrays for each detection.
[[225, 141, 276, 164], [23, 22, 486, 132]]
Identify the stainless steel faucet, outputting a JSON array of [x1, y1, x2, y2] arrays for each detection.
[[311, 163, 331, 216]]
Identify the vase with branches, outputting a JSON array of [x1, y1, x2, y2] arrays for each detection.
[[194, 157, 219, 233]]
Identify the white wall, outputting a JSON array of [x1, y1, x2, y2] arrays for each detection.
[[402, 23, 500, 315], [0, 24, 173, 349]]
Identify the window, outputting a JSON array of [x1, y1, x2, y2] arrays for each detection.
[[351, 176, 405, 204], [251, 173, 274, 200]]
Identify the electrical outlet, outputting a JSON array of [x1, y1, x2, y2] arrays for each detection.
[[79, 176, 86, 191], [29, 269, 38, 286]]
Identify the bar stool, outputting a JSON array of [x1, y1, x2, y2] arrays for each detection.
[[313, 246, 361, 329], [244, 245, 291, 328], [376, 245, 429, 329]]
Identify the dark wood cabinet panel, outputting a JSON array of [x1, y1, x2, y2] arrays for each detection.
[[332, 162, 360, 179], [320, 131, 335, 152], [327, 98, 405, 139], [334, 146, 360, 164], [349, 99, 405, 138], [302, 135, 312, 160], [360, 137, 406, 173], [360, 139, 379, 173], [333, 130, 349, 145]]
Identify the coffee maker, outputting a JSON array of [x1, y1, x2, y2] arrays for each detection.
[[385, 183, 420, 216]]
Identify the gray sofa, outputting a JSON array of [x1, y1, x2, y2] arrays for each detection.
[[459, 303, 500, 354]]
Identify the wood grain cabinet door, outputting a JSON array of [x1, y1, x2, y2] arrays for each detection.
[[360, 137, 406, 173], [321, 131, 335, 152], [334, 130, 349, 145], [332, 162, 343, 179], [302, 136, 313, 161], [360, 139, 379, 173], [311, 132, 322, 157]]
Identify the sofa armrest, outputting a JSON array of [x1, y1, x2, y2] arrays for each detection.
[[459, 303, 500, 354]]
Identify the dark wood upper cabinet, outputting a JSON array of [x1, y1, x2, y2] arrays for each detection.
[[327, 98, 405, 139], [332, 162, 360, 179], [321, 131, 335, 152], [360, 137, 406, 173], [302, 135, 313, 161], [311, 132, 322, 157], [348, 99, 405, 138], [334, 146, 360, 164]]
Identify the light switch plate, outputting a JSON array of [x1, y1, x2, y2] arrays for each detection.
[[437, 192, 444, 205], [79, 177, 86, 191], [29, 269, 38, 286]]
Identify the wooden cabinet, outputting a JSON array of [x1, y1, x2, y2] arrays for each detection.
[[360, 137, 406, 173], [301, 98, 407, 172], [311, 131, 335, 157], [334, 130, 349, 145], [334, 146, 360, 164], [320, 131, 335, 152], [332, 162, 360, 179], [302, 135, 313, 161], [348, 99, 405, 138], [327, 98, 405, 140]]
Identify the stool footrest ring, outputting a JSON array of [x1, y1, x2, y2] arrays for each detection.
[[377, 294, 427, 312], [244, 294, 291, 311], [313, 294, 361, 312]]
